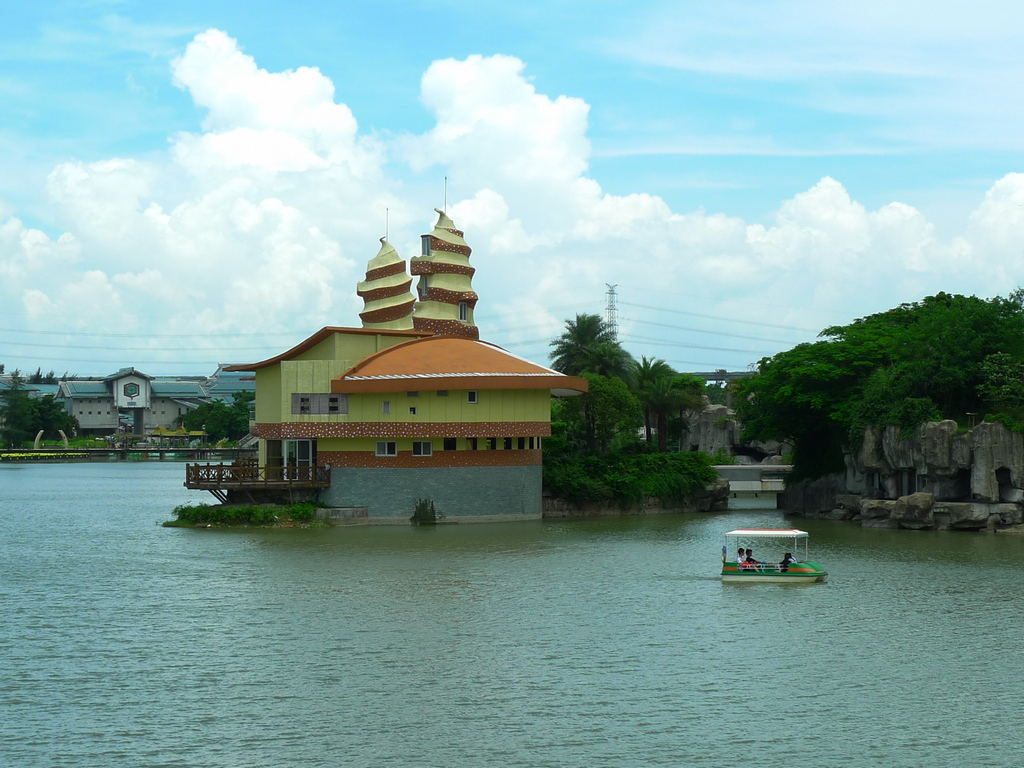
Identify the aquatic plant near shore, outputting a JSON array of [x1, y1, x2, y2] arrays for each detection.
[[165, 501, 324, 527]]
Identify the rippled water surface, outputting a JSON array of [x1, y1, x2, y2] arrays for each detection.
[[3, 462, 1024, 767]]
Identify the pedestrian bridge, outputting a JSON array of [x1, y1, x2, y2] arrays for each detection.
[[714, 464, 792, 509]]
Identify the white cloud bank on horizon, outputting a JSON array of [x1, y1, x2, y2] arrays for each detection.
[[2, 28, 1024, 373]]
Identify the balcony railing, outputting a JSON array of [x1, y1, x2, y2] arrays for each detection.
[[184, 462, 332, 491]]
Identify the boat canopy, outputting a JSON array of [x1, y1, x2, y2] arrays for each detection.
[[724, 529, 809, 538]]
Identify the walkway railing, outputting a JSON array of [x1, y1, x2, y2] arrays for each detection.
[[184, 463, 332, 490]]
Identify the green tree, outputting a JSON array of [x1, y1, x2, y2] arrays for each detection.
[[0, 371, 35, 448], [978, 352, 1024, 412], [179, 391, 255, 442], [549, 313, 635, 378], [557, 373, 641, 453], [32, 394, 77, 439], [736, 291, 1024, 480], [630, 356, 676, 445]]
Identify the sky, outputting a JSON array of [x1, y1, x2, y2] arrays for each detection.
[[2, 0, 1024, 377]]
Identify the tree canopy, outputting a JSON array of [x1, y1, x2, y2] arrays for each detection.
[[735, 291, 1024, 480], [179, 391, 255, 442], [0, 371, 78, 447]]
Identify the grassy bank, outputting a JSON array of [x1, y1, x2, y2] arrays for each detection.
[[164, 501, 325, 528]]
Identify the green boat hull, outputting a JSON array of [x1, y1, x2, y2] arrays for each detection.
[[721, 561, 827, 583]]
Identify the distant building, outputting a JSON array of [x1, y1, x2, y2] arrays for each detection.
[[55, 366, 254, 437]]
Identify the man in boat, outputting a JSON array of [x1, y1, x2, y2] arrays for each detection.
[[744, 550, 759, 571]]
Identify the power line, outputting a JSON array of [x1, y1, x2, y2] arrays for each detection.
[[618, 333, 764, 355], [619, 316, 792, 344], [1, 341, 286, 352], [620, 284, 850, 318], [0, 327, 306, 339], [618, 301, 819, 332]]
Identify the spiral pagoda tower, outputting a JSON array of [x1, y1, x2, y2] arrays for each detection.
[[411, 209, 479, 339], [357, 238, 415, 330]]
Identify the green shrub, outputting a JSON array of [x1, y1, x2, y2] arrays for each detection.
[[410, 498, 437, 524], [167, 501, 324, 526], [543, 451, 717, 506]]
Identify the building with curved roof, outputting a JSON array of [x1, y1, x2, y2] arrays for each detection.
[[223, 209, 586, 522]]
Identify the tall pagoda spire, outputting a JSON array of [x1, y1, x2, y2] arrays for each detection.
[[357, 238, 415, 330], [411, 209, 479, 339]]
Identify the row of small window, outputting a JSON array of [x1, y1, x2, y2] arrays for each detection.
[[292, 394, 349, 415], [375, 437, 539, 456], [293, 391, 477, 416]]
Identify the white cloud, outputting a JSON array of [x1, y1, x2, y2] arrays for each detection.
[[4, 35, 1024, 375]]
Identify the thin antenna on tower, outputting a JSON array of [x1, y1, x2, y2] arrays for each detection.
[[605, 284, 619, 340], [385, 207, 389, 240], [444, 176, 448, 213]]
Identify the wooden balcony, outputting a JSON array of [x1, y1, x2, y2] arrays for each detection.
[[185, 462, 331, 503]]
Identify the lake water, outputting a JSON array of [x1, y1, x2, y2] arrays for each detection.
[[3, 462, 1024, 767]]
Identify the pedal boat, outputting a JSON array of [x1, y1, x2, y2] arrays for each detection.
[[721, 528, 827, 583]]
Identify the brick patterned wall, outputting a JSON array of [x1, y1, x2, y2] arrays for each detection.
[[423, 237, 471, 257], [359, 299, 416, 324], [424, 287, 478, 306], [252, 421, 551, 439], [411, 317, 480, 339], [410, 262, 475, 277], [357, 279, 413, 302], [318, 448, 541, 468], [364, 261, 408, 281]]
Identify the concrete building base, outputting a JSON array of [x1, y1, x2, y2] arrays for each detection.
[[320, 464, 542, 521]]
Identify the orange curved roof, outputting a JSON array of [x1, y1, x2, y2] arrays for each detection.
[[331, 336, 588, 395]]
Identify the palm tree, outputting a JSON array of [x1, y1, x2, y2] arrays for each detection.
[[646, 374, 706, 452], [630, 356, 676, 444], [549, 314, 628, 377]]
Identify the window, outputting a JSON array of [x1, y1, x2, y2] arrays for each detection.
[[443, 437, 457, 451], [459, 302, 469, 322], [487, 438, 497, 450], [412, 441, 433, 456], [467, 390, 478, 404], [382, 401, 391, 415], [504, 437, 512, 450], [375, 441, 397, 457], [407, 391, 419, 398], [421, 235, 431, 256], [291, 393, 349, 415], [436, 390, 449, 397], [469, 438, 478, 451], [518, 437, 526, 450], [529, 437, 535, 449], [409, 406, 417, 416]]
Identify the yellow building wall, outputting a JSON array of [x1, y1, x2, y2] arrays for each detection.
[[253, 330, 552, 428], [347, 389, 549, 424], [254, 368, 282, 423], [254, 330, 425, 424]]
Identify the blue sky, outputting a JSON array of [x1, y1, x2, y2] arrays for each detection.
[[2, 1, 1023, 375]]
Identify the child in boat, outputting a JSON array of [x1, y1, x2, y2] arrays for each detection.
[[737, 547, 745, 566]]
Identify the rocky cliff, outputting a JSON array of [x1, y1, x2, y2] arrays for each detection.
[[783, 419, 1024, 531]]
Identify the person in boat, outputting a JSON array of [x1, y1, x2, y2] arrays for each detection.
[[780, 552, 797, 572], [744, 550, 759, 570], [737, 547, 746, 567]]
